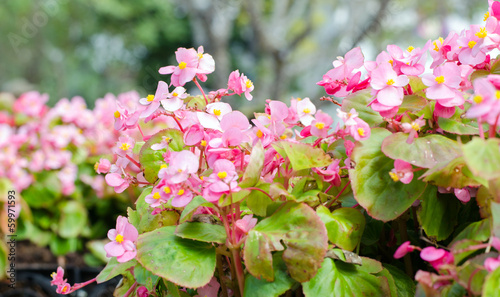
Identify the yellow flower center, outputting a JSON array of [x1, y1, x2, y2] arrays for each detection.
[[213, 109, 221, 116], [147, 94, 155, 102], [172, 92, 178, 97], [120, 143, 130, 151], [115, 234, 124, 243], [435, 75, 445, 84], [407, 46, 415, 52], [114, 111, 121, 118], [256, 130, 263, 138], [198, 53, 204, 59], [160, 164, 168, 169], [388, 60, 394, 66], [201, 140, 207, 146], [389, 171, 399, 182], [217, 171, 228, 179], [468, 40, 477, 49], [484, 11, 490, 21], [177, 189, 185, 196], [94, 162, 99, 171], [411, 122, 420, 131], [245, 79, 253, 89], [62, 286, 68, 293], [357, 128, 365, 137], [303, 108, 311, 114], [179, 61, 187, 69], [177, 169, 183, 173], [473, 95, 483, 104], [315, 122, 325, 129], [433, 37, 444, 51], [475, 27, 487, 38], [51, 272, 56, 278], [153, 192, 161, 200], [387, 79, 395, 85], [164, 186, 171, 194], [496, 91, 500, 100]]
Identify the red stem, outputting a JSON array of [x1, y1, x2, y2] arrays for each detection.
[[326, 180, 351, 208], [126, 154, 141, 169], [193, 77, 209, 105], [246, 187, 275, 201], [168, 114, 185, 132]]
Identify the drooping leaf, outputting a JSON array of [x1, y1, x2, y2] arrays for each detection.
[[136, 226, 216, 288], [272, 141, 332, 171], [417, 187, 461, 241], [244, 202, 328, 282], [175, 222, 226, 244], [239, 140, 264, 188], [349, 128, 428, 222], [244, 252, 297, 297], [462, 137, 500, 181], [302, 257, 392, 297], [317, 206, 365, 251], [96, 257, 136, 283], [438, 117, 480, 135], [341, 89, 384, 126], [139, 129, 184, 183], [382, 132, 461, 169], [422, 157, 481, 189]]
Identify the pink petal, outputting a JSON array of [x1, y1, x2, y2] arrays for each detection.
[[426, 84, 455, 100], [159, 66, 176, 75], [105, 173, 125, 187], [105, 241, 125, 257], [376, 87, 403, 106], [420, 247, 445, 262]]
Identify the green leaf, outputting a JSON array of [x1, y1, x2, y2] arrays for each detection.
[[302, 258, 391, 297], [457, 253, 492, 296], [491, 202, 500, 238], [239, 140, 264, 188], [114, 270, 136, 296], [398, 95, 428, 114], [58, 201, 88, 238], [483, 266, 500, 297], [438, 117, 480, 135], [135, 187, 179, 233], [21, 172, 61, 208], [408, 76, 427, 94], [382, 132, 462, 169], [384, 264, 416, 297], [179, 196, 213, 224], [244, 202, 328, 282], [49, 236, 78, 256], [96, 257, 136, 283], [136, 226, 216, 288], [272, 141, 332, 171], [422, 157, 481, 189], [244, 252, 297, 297], [470, 69, 490, 82], [451, 219, 490, 244], [175, 222, 226, 244], [417, 188, 461, 241], [139, 129, 184, 183], [349, 128, 428, 222], [462, 137, 500, 181], [341, 89, 384, 126], [317, 206, 365, 251], [246, 183, 274, 217], [451, 239, 483, 265]]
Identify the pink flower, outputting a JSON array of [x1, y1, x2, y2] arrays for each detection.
[[94, 158, 111, 174], [420, 247, 454, 271], [159, 47, 215, 87], [136, 286, 150, 297], [161, 86, 188, 112], [401, 116, 425, 144], [50, 267, 66, 286], [347, 117, 371, 141], [203, 159, 240, 202], [105, 173, 130, 193], [165, 150, 199, 183], [454, 188, 471, 203], [139, 81, 170, 118], [104, 216, 138, 263], [194, 277, 221, 297], [314, 159, 341, 186], [429, 32, 460, 68], [393, 241, 415, 259], [234, 215, 258, 243], [114, 100, 141, 131], [386, 44, 428, 76], [485, 256, 500, 272], [227, 70, 254, 100], [13, 91, 48, 117], [197, 102, 233, 131], [422, 62, 463, 109], [296, 98, 317, 125], [466, 77, 500, 125], [389, 159, 413, 184], [370, 62, 409, 107], [113, 135, 135, 158], [310, 110, 333, 138]]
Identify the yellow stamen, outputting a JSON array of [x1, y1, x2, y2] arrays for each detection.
[[256, 130, 263, 138], [475, 27, 487, 38], [198, 53, 204, 59], [120, 143, 130, 151], [468, 40, 477, 49], [496, 91, 500, 100], [388, 60, 394, 66], [51, 272, 56, 278], [115, 234, 124, 243], [297, 97, 302, 101], [357, 128, 365, 137], [160, 164, 168, 169], [217, 171, 227, 179], [484, 11, 490, 21], [200, 176, 204, 181], [245, 79, 253, 89], [177, 189, 185, 196], [172, 92, 178, 97], [411, 122, 420, 131], [435, 75, 445, 84], [387, 79, 395, 85], [62, 286, 68, 293], [114, 111, 121, 118], [164, 187, 171, 194], [473, 95, 483, 104], [303, 108, 311, 114], [177, 169, 183, 173], [407, 46, 415, 52], [315, 122, 325, 129], [213, 109, 221, 116], [201, 140, 207, 146], [280, 134, 287, 139], [153, 192, 161, 200], [389, 171, 399, 182], [94, 162, 99, 171], [179, 61, 187, 69], [147, 94, 154, 102]]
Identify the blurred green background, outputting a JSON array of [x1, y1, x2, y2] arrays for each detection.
[[1, 0, 488, 111]]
